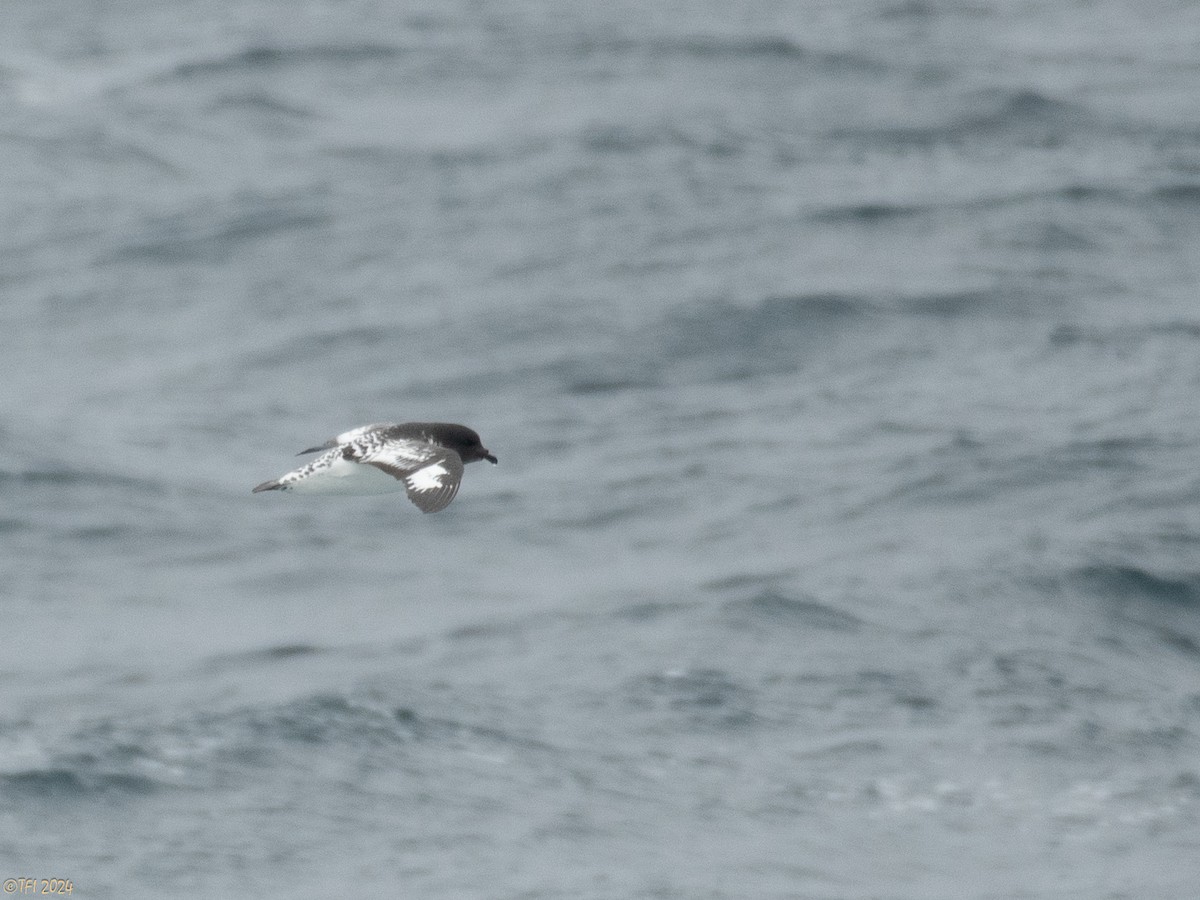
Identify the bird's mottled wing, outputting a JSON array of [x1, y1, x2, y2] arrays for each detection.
[[353, 437, 465, 513], [336, 422, 391, 445], [297, 422, 392, 456]]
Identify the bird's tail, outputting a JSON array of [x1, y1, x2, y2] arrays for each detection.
[[251, 479, 283, 493]]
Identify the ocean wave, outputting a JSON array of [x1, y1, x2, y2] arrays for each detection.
[[669, 292, 870, 352], [810, 201, 926, 224], [576, 114, 897, 171], [609, 599, 693, 623], [4, 686, 575, 800], [168, 43, 406, 81], [722, 590, 864, 632], [663, 289, 1004, 381], [1073, 563, 1200, 608], [1, 767, 158, 798], [1056, 560, 1200, 659], [233, 691, 564, 759], [0, 466, 163, 493], [241, 693, 413, 747], [488, 287, 1018, 395], [104, 192, 330, 264], [1049, 319, 1200, 348], [810, 181, 1127, 226], [837, 87, 1104, 147], [565, 30, 879, 71], [577, 118, 764, 160], [565, 373, 662, 396], [1152, 183, 1200, 204], [0, 690, 509, 803], [209, 89, 318, 120], [546, 503, 646, 530], [625, 668, 756, 730], [858, 427, 1175, 517], [2, 41, 401, 107], [644, 34, 810, 62], [197, 643, 324, 675]]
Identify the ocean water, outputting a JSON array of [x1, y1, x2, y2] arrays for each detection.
[[3, 0, 1200, 896]]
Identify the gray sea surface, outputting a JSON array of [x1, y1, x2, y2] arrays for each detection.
[[3, 1, 1200, 897]]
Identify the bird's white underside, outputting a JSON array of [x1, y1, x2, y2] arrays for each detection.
[[285, 455, 406, 495]]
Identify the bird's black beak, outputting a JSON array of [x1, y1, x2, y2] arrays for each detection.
[[484, 452, 498, 464]]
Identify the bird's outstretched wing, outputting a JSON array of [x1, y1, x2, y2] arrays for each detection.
[[297, 423, 391, 456], [351, 437, 465, 513]]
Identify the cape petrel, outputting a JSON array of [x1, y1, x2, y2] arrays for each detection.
[[252, 422, 497, 513]]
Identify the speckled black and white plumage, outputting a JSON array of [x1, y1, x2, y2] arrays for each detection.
[[252, 422, 497, 513]]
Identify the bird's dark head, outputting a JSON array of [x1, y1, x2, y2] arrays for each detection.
[[428, 423, 497, 465]]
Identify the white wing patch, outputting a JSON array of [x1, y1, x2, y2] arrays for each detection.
[[400, 458, 462, 513], [407, 461, 450, 492]]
